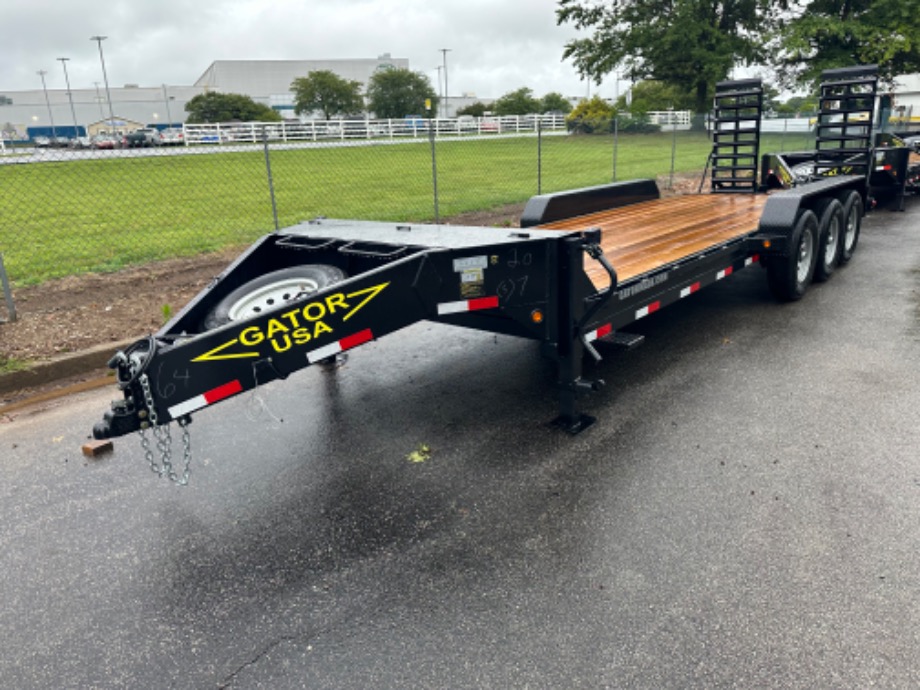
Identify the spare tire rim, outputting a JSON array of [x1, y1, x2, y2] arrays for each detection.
[[797, 228, 815, 284], [227, 277, 320, 321]]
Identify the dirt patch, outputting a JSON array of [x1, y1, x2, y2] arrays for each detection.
[[0, 173, 703, 370], [1, 248, 245, 365], [0, 211, 529, 369]]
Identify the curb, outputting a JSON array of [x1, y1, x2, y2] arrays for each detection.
[[0, 339, 134, 398]]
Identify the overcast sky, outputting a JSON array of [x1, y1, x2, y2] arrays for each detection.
[[2, 0, 617, 100]]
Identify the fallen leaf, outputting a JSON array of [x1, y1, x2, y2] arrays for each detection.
[[407, 443, 432, 463]]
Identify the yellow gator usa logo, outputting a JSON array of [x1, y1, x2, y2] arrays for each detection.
[[193, 282, 388, 362]]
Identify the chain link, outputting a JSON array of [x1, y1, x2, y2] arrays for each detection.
[[138, 373, 193, 486]]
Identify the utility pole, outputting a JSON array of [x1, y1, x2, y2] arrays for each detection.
[[57, 57, 80, 138], [93, 82, 105, 120], [37, 70, 57, 139], [435, 66, 443, 117], [90, 35, 117, 133], [440, 48, 451, 118], [162, 84, 173, 127]]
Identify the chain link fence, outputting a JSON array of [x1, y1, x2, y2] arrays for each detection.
[[0, 114, 822, 293]]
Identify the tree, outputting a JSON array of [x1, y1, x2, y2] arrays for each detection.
[[615, 80, 695, 114], [565, 95, 616, 134], [291, 70, 364, 120], [456, 101, 490, 117], [491, 87, 542, 116], [557, 0, 775, 113], [761, 84, 783, 114], [185, 92, 282, 123], [366, 68, 438, 119], [540, 92, 572, 114], [774, 0, 920, 89], [776, 94, 819, 116]]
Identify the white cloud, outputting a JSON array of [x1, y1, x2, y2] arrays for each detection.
[[2, 0, 595, 99]]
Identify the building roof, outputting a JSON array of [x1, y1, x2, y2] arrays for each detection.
[[193, 57, 410, 98]]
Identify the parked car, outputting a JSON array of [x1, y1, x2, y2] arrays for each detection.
[[123, 128, 162, 148], [70, 136, 93, 149], [32, 136, 51, 148], [457, 115, 477, 131], [91, 134, 119, 150], [480, 118, 501, 132], [160, 128, 184, 146]]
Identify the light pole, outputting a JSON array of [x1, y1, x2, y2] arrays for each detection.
[[435, 66, 443, 116], [440, 48, 451, 118], [57, 57, 79, 138], [37, 70, 57, 139], [90, 35, 117, 134], [93, 82, 105, 120], [162, 84, 173, 127]]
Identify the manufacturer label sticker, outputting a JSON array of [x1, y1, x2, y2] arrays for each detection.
[[453, 256, 488, 272]]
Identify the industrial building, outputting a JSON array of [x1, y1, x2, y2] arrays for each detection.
[[193, 56, 410, 113], [0, 55, 413, 141]]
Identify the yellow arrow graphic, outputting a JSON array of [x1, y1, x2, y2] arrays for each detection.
[[343, 282, 389, 321], [192, 338, 260, 363]]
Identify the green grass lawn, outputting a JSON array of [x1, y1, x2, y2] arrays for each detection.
[[0, 130, 815, 286]]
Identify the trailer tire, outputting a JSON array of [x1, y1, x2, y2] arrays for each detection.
[[838, 190, 863, 265], [201, 265, 347, 332], [812, 197, 845, 283], [765, 209, 819, 302]]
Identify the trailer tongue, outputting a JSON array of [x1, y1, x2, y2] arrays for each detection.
[[93, 69, 876, 483]]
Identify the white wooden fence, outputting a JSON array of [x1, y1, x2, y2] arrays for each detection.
[[182, 114, 568, 146]]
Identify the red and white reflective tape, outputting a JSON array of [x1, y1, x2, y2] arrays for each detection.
[[680, 282, 701, 299], [437, 295, 499, 315], [876, 164, 892, 172], [168, 379, 243, 419], [746, 255, 759, 266], [716, 266, 734, 281], [585, 323, 613, 343], [307, 328, 374, 363], [635, 301, 661, 320]]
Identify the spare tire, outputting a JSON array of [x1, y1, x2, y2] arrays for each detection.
[[201, 265, 347, 332]]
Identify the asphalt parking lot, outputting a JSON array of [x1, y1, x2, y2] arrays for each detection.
[[1, 196, 919, 688]]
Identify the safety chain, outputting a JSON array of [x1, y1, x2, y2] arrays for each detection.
[[138, 373, 193, 486]]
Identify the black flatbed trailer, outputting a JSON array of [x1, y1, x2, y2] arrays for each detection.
[[91, 71, 874, 482], [93, 174, 866, 435]]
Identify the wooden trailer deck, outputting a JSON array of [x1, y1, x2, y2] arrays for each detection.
[[539, 193, 769, 288]]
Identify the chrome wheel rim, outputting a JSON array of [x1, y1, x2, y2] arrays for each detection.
[[797, 228, 815, 284], [824, 217, 840, 268], [227, 277, 319, 321], [844, 208, 858, 251]]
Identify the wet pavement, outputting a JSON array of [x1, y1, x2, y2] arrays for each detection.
[[2, 197, 920, 688]]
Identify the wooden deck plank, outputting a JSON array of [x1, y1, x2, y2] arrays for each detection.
[[537, 194, 768, 287]]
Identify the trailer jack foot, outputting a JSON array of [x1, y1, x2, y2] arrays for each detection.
[[551, 413, 596, 435]]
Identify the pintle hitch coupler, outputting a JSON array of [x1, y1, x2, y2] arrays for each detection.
[[92, 337, 157, 440]]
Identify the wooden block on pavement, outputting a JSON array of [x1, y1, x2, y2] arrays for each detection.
[[82, 439, 113, 458]]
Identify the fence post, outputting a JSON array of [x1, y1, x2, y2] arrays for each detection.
[[0, 253, 16, 323], [612, 116, 619, 182], [262, 126, 280, 231], [537, 118, 542, 195], [429, 120, 440, 224], [668, 119, 678, 190]]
